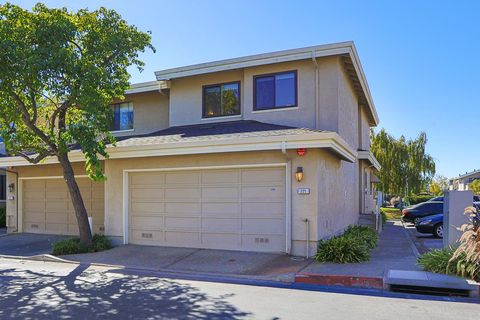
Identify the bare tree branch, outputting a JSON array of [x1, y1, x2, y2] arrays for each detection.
[[16, 149, 55, 164]]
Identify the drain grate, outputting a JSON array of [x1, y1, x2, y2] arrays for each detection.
[[389, 284, 470, 297]]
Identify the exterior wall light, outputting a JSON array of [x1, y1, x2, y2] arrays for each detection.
[[295, 167, 304, 182], [8, 183, 14, 193]]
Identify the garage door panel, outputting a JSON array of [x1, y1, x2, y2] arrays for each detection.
[[25, 191, 45, 201], [131, 215, 164, 230], [129, 167, 286, 253], [24, 180, 45, 190], [202, 233, 240, 249], [165, 231, 200, 246], [46, 201, 68, 213], [165, 202, 201, 214], [24, 222, 46, 233], [201, 170, 240, 184], [46, 212, 68, 223], [242, 186, 284, 201], [241, 168, 284, 184], [165, 188, 200, 201], [202, 203, 240, 218], [131, 188, 165, 201], [165, 172, 200, 185], [24, 200, 45, 211], [242, 218, 284, 235], [202, 218, 240, 233], [242, 202, 284, 218], [131, 201, 164, 214], [242, 234, 284, 252], [165, 217, 200, 231], [24, 212, 45, 223], [131, 172, 165, 186], [202, 187, 239, 202], [23, 177, 105, 236]]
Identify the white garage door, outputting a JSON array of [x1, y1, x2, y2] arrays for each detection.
[[128, 167, 286, 252], [22, 178, 105, 235]]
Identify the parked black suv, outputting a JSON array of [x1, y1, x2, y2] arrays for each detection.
[[402, 201, 443, 223]]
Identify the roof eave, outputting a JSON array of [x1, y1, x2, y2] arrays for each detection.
[[0, 132, 357, 167]]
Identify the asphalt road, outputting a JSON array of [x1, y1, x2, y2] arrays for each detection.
[[0, 257, 478, 320], [403, 222, 443, 254]]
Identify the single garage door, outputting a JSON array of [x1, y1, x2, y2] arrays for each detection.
[[128, 167, 286, 252], [22, 178, 105, 235]]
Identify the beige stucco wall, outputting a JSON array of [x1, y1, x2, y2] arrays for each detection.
[[359, 107, 371, 151], [112, 91, 169, 138]]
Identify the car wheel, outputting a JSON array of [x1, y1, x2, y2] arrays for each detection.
[[434, 223, 443, 238]]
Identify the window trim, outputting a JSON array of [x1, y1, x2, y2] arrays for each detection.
[[202, 81, 241, 119], [110, 101, 134, 132], [253, 70, 298, 111]]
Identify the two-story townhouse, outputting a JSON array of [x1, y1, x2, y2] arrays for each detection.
[[0, 41, 380, 256]]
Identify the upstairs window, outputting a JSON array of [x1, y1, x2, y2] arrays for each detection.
[[203, 82, 240, 118], [254, 71, 297, 110], [110, 102, 134, 131]]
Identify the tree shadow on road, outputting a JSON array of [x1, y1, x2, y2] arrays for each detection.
[[0, 263, 252, 319]]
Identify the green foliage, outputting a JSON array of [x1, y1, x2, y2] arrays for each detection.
[[470, 179, 480, 195], [417, 248, 457, 275], [417, 248, 480, 281], [315, 225, 378, 263], [408, 195, 434, 205], [429, 175, 449, 196], [0, 207, 6, 228], [52, 234, 111, 256], [380, 207, 402, 221], [371, 128, 435, 197], [343, 225, 378, 250], [0, 3, 154, 180]]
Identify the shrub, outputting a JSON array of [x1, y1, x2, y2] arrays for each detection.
[[315, 225, 378, 263], [417, 248, 457, 275], [0, 207, 6, 228], [52, 234, 112, 256], [316, 236, 370, 263], [343, 225, 378, 250], [408, 195, 433, 205]]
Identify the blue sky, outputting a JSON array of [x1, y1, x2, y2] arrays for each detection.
[[8, 0, 480, 178]]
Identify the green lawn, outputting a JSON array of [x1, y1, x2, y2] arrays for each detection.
[[380, 207, 402, 220]]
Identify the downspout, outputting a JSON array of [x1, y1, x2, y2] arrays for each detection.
[[3, 167, 18, 233], [312, 51, 319, 129], [281, 141, 293, 255]]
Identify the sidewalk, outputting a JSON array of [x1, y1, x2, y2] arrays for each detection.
[[296, 221, 420, 288]]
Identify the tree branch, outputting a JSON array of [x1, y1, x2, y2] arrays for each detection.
[[16, 149, 55, 164]]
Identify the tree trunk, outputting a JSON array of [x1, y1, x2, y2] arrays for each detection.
[[58, 153, 93, 246]]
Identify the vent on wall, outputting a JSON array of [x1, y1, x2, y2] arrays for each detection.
[[141, 233, 153, 239], [31, 224, 39, 229], [255, 237, 269, 244]]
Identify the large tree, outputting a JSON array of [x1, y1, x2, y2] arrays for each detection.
[[371, 128, 435, 197], [0, 3, 154, 245]]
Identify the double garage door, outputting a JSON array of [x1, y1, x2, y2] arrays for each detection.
[[22, 178, 104, 235], [128, 167, 286, 252]]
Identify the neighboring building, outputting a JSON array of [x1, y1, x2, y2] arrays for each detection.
[[0, 41, 380, 256], [449, 169, 480, 191]]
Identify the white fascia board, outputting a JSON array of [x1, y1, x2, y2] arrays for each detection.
[[0, 132, 357, 167], [124, 81, 161, 95], [358, 150, 381, 171]]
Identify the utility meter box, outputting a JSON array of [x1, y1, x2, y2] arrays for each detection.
[[443, 190, 473, 248]]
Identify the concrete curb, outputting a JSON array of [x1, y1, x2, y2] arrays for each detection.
[[401, 221, 421, 258], [295, 272, 384, 289]]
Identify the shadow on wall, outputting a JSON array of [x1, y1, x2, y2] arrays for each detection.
[[0, 263, 251, 319]]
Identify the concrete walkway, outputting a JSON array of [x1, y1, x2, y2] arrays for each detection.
[[300, 221, 421, 278], [62, 245, 312, 282]]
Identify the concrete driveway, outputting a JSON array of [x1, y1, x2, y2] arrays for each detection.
[[403, 222, 443, 254], [0, 233, 70, 256], [62, 245, 311, 281]]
